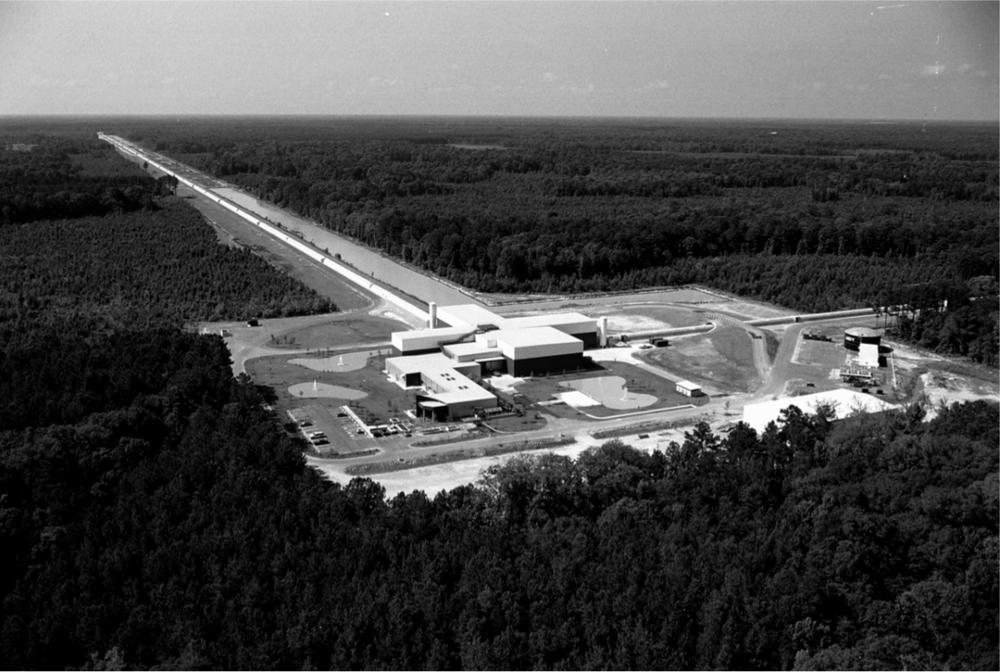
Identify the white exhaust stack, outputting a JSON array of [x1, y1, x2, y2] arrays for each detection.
[[599, 316, 608, 347], [428, 302, 437, 328]]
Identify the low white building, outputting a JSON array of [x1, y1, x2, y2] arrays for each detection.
[[858, 342, 880, 368], [391, 326, 472, 355], [676, 380, 703, 397], [385, 353, 498, 421]]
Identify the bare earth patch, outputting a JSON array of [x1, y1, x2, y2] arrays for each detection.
[[287, 382, 367, 400], [920, 371, 999, 416], [640, 326, 760, 393]]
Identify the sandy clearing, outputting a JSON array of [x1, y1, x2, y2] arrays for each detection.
[[288, 382, 367, 400], [309, 421, 714, 498], [604, 314, 672, 333], [558, 390, 601, 408], [311, 434, 613, 498], [563, 376, 658, 410], [920, 371, 999, 417], [288, 351, 370, 372]]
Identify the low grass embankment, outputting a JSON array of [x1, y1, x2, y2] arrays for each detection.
[[641, 326, 759, 393], [590, 415, 712, 440], [345, 435, 576, 475]]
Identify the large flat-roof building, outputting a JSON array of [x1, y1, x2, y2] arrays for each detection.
[[490, 326, 585, 376], [437, 304, 506, 332], [391, 326, 473, 356], [431, 304, 600, 348], [386, 304, 598, 420]]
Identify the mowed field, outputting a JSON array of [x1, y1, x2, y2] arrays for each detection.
[[271, 314, 402, 350], [486, 287, 724, 310], [638, 326, 760, 393], [492, 286, 791, 337], [247, 350, 405, 420], [582, 304, 708, 334], [514, 360, 704, 418]]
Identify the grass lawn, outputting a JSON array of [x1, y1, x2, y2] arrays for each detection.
[[511, 360, 703, 419], [271, 315, 402, 350], [248, 351, 413, 424], [794, 339, 845, 369], [640, 326, 759, 393]]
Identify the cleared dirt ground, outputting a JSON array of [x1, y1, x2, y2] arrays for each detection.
[[638, 326, 761, 394]]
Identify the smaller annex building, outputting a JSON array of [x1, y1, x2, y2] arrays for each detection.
[[385, 353, 499, 421], [675, 380, 704, 397], [386, 303, 600, 421], [742, 389, 896, 433]]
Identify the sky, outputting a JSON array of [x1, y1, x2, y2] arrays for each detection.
[[1, 0, 997, 121]]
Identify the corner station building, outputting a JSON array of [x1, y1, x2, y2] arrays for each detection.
[[386, 304, 602, 421]]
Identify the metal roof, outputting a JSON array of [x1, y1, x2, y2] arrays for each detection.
[[845, 326, 881, 338]]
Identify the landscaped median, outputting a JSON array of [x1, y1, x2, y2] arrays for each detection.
[[344, 435, 576, 476]]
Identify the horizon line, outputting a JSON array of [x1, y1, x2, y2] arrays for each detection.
[[1, 113, 998, 125]]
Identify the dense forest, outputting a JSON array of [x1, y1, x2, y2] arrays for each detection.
[[1, 355, 996, 669], [0, 131, 175, 224], [0, 200, 332, 330], [0, 127, 333, 427], [0, 119, 996, 670], [111, 117, 999, 366]]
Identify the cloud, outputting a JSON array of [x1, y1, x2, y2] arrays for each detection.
[[561, 82, 595, 94], [870, 3, 906, 15], [367, 76, 399, 87], [540, 71, 558, 83], [27, 74, 60, 88], [640, 79, 671, 91]]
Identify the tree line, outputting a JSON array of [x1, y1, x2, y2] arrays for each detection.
[[112, 118, 997, 366], [0, 133, 179, 225]]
